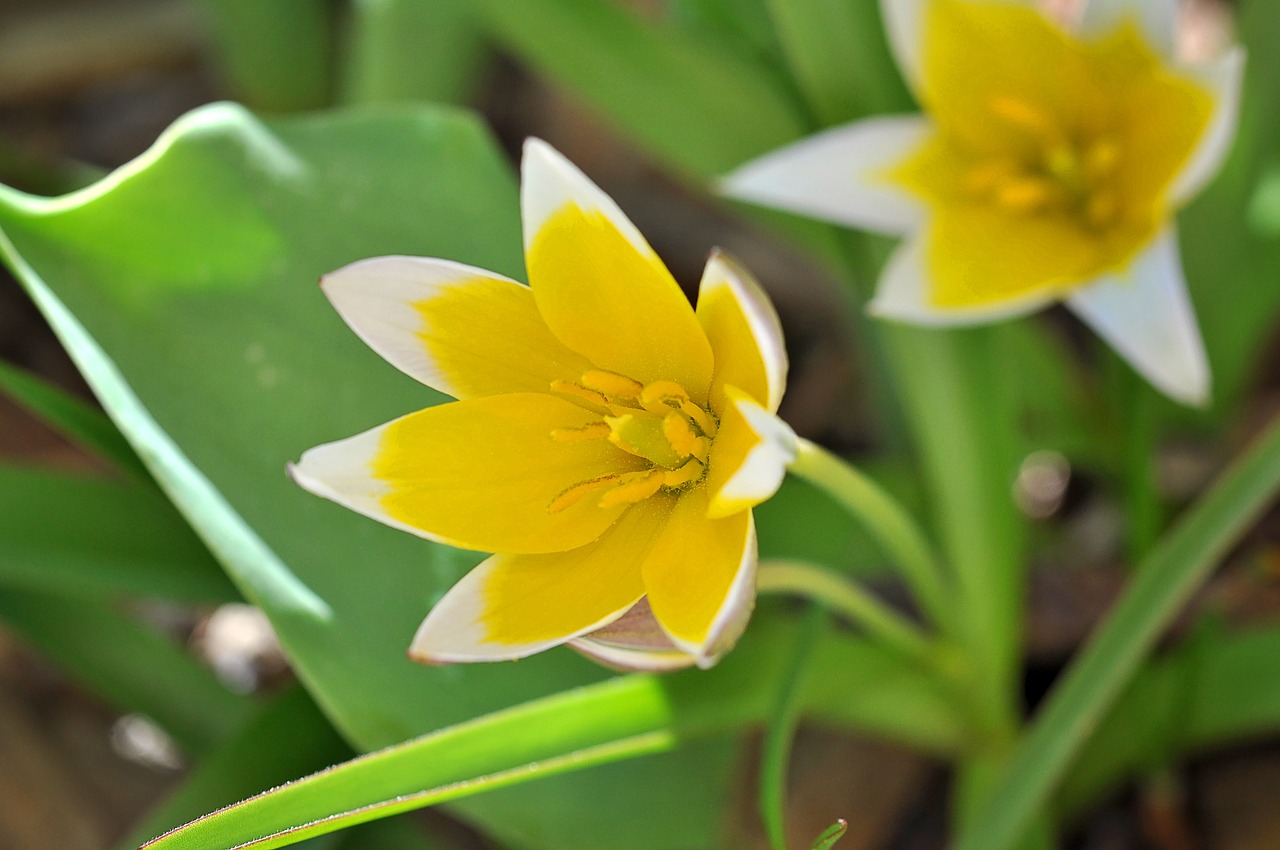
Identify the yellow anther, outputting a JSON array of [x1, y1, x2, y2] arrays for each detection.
[[680, 400, 718, 437], [550, 422, 612, 442], [690, 435, 711, 463], [662, 412, 700, 458], [996, 177, 1057, 214], [547, 474, 620, 514], [662, 459, 705, 489], [550, 380, 610, 411], [1085, 192, 1119, 228], [963, 159, 1018, 197], [639, 380, 689, 410], [1085, 139, 1121, 178], [598, 470, 665, 509], [580, 370, 643, 400], [988, 95, 1059, 140]]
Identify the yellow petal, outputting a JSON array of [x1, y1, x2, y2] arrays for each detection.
[[321, 256, 592, 399], [292, 393, 645, 555], [409, 498, 670, 662], [641, 487, 756, 665], [705, 388, 798, 520], [521, 139, 714, 400], [695, 250, 788, 414]]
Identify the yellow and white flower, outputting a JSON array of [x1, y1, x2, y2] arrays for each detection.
[[723, 0, 1243, 405], [291, 140, 795, 671]]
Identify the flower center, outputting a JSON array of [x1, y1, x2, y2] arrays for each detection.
[[546, 369, 717, 514], [963, 96, 1123, 230]]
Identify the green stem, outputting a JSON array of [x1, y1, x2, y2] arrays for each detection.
[[759, 604, 827, 850], [757, 560, 935, 664], [787, 438, 952, 629]]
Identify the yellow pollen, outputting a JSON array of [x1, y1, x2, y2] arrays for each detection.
[[550, 422, 612, 442], [662, 459, 705, 489], [662, 412, 700, 457], [547, 474, 621, 514], [680, 400, 718, 437], [549, 379, 610, 410], [963, 159, 1018, 197], [639, 380, 689, 410], [580, 369, 643, 400], [690, 435, 711, 463], [995, 177, 1058, 213], [598, 470, 665, 509], [987, 95, 1060, 141], [1085, 139, 1120, 178]]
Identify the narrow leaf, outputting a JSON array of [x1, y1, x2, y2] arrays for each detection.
[[0, 589, 251, 755], [809, 820, 847, 850], [0, 464, 239, 604], [955, 415, 1280, 850], [475, 0, 806, 178], [0, 359, 146, 478]]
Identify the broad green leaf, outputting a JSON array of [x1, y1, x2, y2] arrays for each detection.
[[0, 359, 146, 478], [0, 464, 238, 604], [125, 686, 351, 849], [0, 103, 722, 850], [954, 414, 1280, 850], [143, 614, 965, 850], [0, 103, 954, 850], [0, 589, 250, 755], [340, 0, 485, 106], [474, 0, 806, 178]]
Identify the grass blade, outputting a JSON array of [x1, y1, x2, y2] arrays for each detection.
[[954, 415, 1280, 850]]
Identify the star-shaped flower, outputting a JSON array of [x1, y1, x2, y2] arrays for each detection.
[[291, 140, 795, 671], [723, 0, 1243, 405]]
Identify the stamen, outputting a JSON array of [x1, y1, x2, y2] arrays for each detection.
[[680, 400, 718, 437], [548, 474, 621, 514], [639, 381, 689, 411], [1085, 139, 1120, 178], [550, 422, 612, 442], [598, 470, 665, 509], [988, 95, 1060, 141], [550, 380, 611, 411], [662, 412, 700, 458], [996, 177, 1058, 214], [963, 159, 1018, 197], [662, 459, 705, 489], [581, 370, 644, 400]]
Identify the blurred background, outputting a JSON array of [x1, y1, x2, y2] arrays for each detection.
[[2, 1, 1278, 849]]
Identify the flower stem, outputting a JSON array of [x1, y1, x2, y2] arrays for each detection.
[[756, 560, 935, 663], [786, 437, 953, 631]]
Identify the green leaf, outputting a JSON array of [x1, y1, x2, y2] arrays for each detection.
[[125, 686, 351, 849], [954, 414, 1280, 850], [143, 613, 966, 850], [0, 464, 238, 604], [0, 102, 725, 850], [0, 359, 146, 478], [765, 0, 910, 125], [340, 0, 485, 106], [1056, 622, 1280, 817], [0, 589, 250, 755], [808, 820, 847, 850], [475, 0, 806, 178], [759, 606, 826, 850], [202, 0, 333, 111]]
